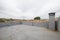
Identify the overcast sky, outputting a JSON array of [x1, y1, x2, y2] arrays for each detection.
[[0, 0, 60, 19]]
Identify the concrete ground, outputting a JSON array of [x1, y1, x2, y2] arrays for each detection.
[[0, 25, 60, 40]]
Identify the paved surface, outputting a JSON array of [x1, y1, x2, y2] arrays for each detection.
[[0, 25, 60, 40]]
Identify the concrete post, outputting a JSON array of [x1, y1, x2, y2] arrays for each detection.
[[49, 12, 55, 30]]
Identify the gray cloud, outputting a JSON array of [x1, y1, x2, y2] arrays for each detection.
[[0, 0, 60, 19]]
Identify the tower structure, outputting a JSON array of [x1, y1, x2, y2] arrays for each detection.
[[49, 12, 55, 30]]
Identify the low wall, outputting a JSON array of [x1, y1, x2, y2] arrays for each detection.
[[33, 22, 48, 28], [22, 22, 48, 28], [0, 22, 21, 27], [22, 22, 32, 26], [0, 21, 48, 28]]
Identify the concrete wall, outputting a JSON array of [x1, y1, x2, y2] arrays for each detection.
[[22, 22, 48, 28], [0, 21, 48, 28], [0, 22, 21, 27], [58, 17, 60, 31], [22, 22, 32, 26], [33, 22, 48, 28]]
